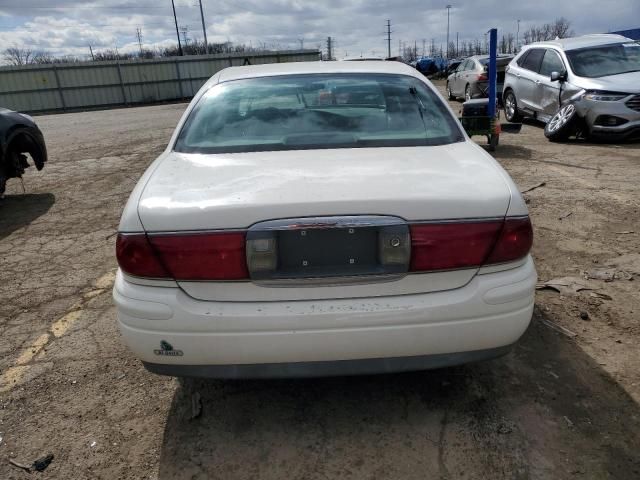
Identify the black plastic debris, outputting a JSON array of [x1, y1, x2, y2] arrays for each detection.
[[33, 453, 54, 472]]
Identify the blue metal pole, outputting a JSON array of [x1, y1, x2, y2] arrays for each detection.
[[488, 28, 497, 118]]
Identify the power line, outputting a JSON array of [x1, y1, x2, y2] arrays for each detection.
[[0, 5, 173, 9]]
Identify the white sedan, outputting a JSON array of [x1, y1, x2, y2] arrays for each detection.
[[114, 61, 536, 378]]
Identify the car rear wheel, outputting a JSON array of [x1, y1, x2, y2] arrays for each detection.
[[503, 90, 522, 122], [464, 84, 472, 102], [446, 83, 455, 100], [544, 104, 578, 142]]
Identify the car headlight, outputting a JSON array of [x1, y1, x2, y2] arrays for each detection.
[[583, 91, 627, 102]]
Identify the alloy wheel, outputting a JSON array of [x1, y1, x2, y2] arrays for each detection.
[[547, 104, 576, 133]]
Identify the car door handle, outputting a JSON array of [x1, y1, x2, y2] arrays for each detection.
[[535, 79, 541, 84]]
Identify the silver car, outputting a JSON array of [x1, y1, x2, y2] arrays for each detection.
[[503, 34, 640, 140], [446, 55, 513, 102]]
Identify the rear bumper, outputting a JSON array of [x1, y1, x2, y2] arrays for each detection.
[[114, 256, 536, 377], [142, 345, 514, 379]]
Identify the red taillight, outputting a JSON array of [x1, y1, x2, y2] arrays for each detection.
[[116, 234, 170, 278], [409, 217, 532, 272], [148, 232, 248, 280], [486, 217, 533, 264], [116, 232, 248, 280], [410, 222, 503, 271], [478, 73, 488, 81]]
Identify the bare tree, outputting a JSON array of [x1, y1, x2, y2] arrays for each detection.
[[499, 35, 507, 54], [522, 18, 574, 44], [550, 17, 574, 38], [2, 47, 36, 66], [506, 33, 515, 54]]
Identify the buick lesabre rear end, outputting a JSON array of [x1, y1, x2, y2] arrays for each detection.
[[113, 61, 536, 378]]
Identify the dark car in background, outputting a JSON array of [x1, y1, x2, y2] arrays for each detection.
[[447, 54, 514, 102], [0, 108, 47, 197]]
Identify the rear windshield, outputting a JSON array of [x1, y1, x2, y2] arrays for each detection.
[[174, 73, 463, 154], [566, 42, 640, 78]]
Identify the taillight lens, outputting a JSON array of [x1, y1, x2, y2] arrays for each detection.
[[486, 217, 533, 264], [148, 233, 248, 280], [116, 234, 170, 278], [116, 232, 248, 280], [409, 217, 532, 272], [410, 222, 502, 271], [478, 73, 488, 81]]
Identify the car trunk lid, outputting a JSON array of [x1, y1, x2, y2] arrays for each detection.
[[137, 143, 513, 301]]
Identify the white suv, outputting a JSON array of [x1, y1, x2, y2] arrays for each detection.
[[503, 34, 640, 140]]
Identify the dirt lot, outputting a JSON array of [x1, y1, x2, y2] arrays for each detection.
[[1, 81, 639, 479]]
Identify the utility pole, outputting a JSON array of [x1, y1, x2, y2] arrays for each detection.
[[180, 26, 190, 47], [422, 39, 426, 57], [445, 4, 452, 59], [456, 32, 459, 58], [386, 20, 392, 59], [171, 0, 183, 56], [516, 19, 521, 53], [198, 0, 208, 54], [89, 45, 95, 61], [326, 36, 333, 60], [136, 27, 144, 56]]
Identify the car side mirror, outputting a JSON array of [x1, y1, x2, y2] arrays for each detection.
[[550, 71, 567, 82]]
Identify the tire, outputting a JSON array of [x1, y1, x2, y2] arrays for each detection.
[[464, 84, 472, 102], [544, 104, 579, 142], [503, 90, 522, 122], [446, 83, 455, 100]]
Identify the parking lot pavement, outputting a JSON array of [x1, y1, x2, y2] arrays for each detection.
[[1, 97, 639, 479]]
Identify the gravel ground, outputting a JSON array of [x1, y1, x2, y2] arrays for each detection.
[[0, 82, 639, 479]]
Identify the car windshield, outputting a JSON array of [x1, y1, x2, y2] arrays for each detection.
[[566, 41, 640, 78], [174, 73, 463, 154]]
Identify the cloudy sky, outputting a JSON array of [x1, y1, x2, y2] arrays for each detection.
[[0, 0, 638, 60]]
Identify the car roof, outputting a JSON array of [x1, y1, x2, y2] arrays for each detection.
[[216, 60, 420, 84], [525, 34, 632, 51]]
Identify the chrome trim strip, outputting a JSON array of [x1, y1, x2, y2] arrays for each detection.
[[247, 215, 408, 232], [124, 215, 528, 235]]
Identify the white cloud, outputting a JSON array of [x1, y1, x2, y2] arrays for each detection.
[[0, 0, 638, 60]]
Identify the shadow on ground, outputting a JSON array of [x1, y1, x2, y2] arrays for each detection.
[[0, 193, 55, 240], [156, 310, 640, 480]]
